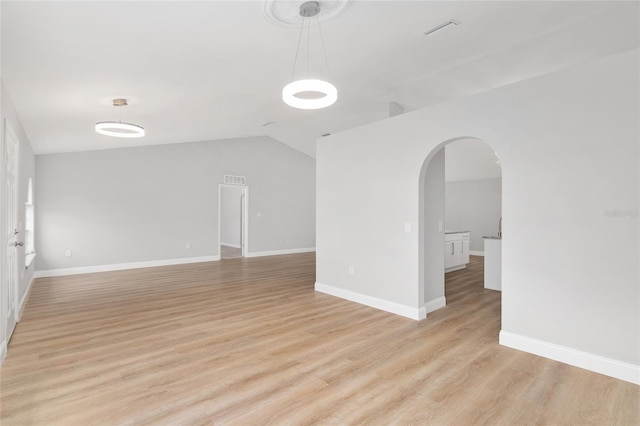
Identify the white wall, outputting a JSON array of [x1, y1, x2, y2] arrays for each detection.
[[316, 49, 639, 381], [35, 136, 315, 271], [220, 185, 243, 247], [446, 178, 502, 252], [420, 148, 445, 312]]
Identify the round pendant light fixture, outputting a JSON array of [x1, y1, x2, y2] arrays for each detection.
[[95, 98, 145, 138], [282, 1, 338, 110], [282, 79, 337, 110]]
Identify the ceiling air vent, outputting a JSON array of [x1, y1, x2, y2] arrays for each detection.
[[422, 20, 460, 37], [224, 175, 247, 185]]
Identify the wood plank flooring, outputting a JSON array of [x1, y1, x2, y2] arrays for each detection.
[[1, 254, 638, 425]]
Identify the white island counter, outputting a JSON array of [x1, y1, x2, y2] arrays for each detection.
[[483, 237, 501, 291]]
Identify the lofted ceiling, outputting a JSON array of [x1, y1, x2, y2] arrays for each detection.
[[2, 1, 638, 157]]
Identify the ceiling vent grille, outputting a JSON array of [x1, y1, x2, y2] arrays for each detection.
[[422, 20, 460, 37], [224, 175, 247, 185]]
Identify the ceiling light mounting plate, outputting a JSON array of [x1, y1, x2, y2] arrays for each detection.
[[300, 1, 320, 18], [263, 0, 351, 27], [112, 98, 128, 107]]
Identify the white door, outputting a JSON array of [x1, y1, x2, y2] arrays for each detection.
[[4, 123, 19, 341]]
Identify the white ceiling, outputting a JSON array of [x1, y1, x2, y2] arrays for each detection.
[[2, 1, 638, 157]]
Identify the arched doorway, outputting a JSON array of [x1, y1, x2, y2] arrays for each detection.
[[419, 137, 502, 316]]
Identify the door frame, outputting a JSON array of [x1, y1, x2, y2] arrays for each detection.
[[217, 184, 249, 258]]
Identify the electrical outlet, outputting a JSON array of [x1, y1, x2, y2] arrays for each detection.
[[404, 222, 411, 233], [438, 221, 443, 232], [257, 212, 262, 218], [65, 249, 72, 257], [185, 242, 191, 249], [348, 265, 354, 275]]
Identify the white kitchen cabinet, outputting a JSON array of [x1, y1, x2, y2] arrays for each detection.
[[445, 232, 470, 272]]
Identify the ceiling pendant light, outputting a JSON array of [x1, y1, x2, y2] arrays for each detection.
[[95, 98, 145, 138], [282, 1, 337, 110]]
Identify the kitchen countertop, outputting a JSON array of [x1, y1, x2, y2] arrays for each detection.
[[445, 230, 470, 234], [483, 236, 502, 240]]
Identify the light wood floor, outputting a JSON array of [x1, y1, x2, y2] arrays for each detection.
[[1, 254, 637, 425]]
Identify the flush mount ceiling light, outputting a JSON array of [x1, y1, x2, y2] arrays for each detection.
[[95, 98, 145, 138], [282, 1, 338, 110]]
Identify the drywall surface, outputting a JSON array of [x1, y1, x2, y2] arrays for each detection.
[[445, 178, 502, 251], [420, 148, 445, 306], [36, 136, 315, 270], [316, 49, 639, 367]]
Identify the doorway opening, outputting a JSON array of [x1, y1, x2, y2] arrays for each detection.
[[218, 184, 248, 259], [419, 137, 502, 317]]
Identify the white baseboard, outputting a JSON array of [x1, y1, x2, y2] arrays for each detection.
[[423, 296, 446, 315], [245, 247, 315, 258], [220, 242, 242, 249], [470, 250, 484, 256], [34, 255, 221, 278], [17, 273, 36, 322], [315, 282, 423, 320], [500, 331, 640, 385]]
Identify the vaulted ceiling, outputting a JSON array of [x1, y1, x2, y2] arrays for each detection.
[[2, 1, 638, 157]]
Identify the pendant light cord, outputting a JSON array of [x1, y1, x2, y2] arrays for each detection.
[[289, 8, 332, 82], [306, 20, 311, 79], [290, 17, 305, 82], [317, 16, 331, 79]]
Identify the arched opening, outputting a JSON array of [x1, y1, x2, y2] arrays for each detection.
[[419, 137, 502, 318]]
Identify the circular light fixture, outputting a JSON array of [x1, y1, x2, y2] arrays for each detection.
[[95, 121, 145, 138], [282, 79, 337, 109], [281, 2, 338, 110], [95, 98, 145, 138]]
